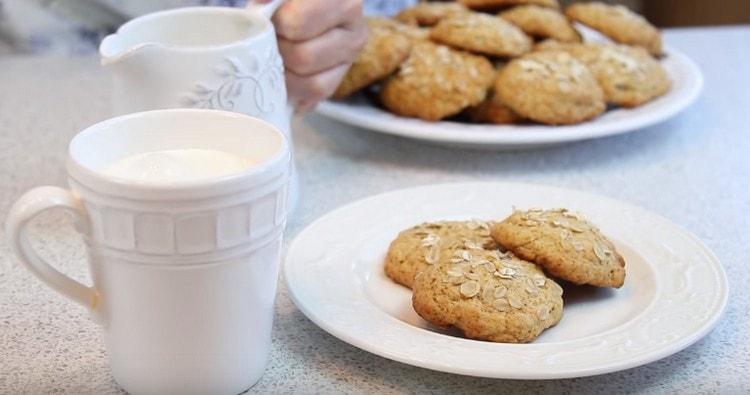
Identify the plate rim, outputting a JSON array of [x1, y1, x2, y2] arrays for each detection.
[[315, 47, 703, 148], [283, 182, 728, 379]]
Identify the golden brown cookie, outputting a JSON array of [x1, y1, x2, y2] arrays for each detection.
[[565, 2, 662, 56], [496, 51, 606, 125], [366, 17, 402, 30], [385, 220, 497, 289], [430, 12, 532, 58], [491, 208, 626, 288], [393, 24, 432, 42], [499, 5, 581, 42], [395, 2, 469, 27], [535, 42, 671, 107], [380, 41, 495, 121], [466, 93, 522, 124], [466, 68, 523, 124], [459, 0, 560, 11], [369, 17, 432, 42], [412, 249, 563, 343], [532, 38, 567, 52], [332, 20, 412, 99]]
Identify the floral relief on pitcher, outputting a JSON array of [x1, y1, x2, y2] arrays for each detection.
[[184, 50, 284, 116]]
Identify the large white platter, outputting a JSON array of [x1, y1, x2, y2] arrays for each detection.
[[284, 182, 727, 379], [316, 48, 702, 149]]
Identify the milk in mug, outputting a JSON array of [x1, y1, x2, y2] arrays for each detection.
[[104, 149, 255, 183]]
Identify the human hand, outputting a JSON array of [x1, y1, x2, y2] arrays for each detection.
[[253, 0, 368, 112]]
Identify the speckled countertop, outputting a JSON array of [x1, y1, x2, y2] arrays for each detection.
[[1, 26, 749, 394]]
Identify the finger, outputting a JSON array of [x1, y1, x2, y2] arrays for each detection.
[[273, 0, 363, 41], [279, 20, 367, 76], [286, 63, 352, 113]]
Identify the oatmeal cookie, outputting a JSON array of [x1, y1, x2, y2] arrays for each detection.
[[332, 20, 412, 99], [466, 68, 523, 124], [491, 208, 626, 288], [458, 0, 560, 11], [385, 220, 497, 289], [412, 249, 563, 343], [535, 42, 671, 107], [532, 38, 567, 52], [380, 41, 495, 121], [431, 12, 532, 58], [369, 17, 432, 42], [565, 2, 662, 56], [466, 93, 522, 124], [395, 2, 469, 27], [496, 51, 606, 124], [499, 5, 581, 42]]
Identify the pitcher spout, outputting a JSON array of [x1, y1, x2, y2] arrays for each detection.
[[99, 34, 159, 67]]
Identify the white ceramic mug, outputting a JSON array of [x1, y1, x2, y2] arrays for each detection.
[[5, 109, 290, 395]]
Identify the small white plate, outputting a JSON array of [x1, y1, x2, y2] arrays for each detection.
[[315, 47, 703, 149], [284, 182, 727, 379]]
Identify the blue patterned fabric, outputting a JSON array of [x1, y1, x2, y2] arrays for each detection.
[[0, 0, 416, 55], [364, 0, 416, 17]]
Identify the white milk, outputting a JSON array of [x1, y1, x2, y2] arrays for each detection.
[[104, 149, 254, 183]]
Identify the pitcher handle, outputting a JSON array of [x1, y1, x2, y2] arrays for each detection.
[[5, 186, 99, 310], [247, 0, 285, 19]]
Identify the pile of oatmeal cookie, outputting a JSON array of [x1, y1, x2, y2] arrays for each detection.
[[334, 1, 671, 125], [385, 208, 626, 343]]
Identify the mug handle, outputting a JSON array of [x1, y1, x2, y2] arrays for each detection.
[[5, 186, 99, 310], [247, 0, 285, 19]]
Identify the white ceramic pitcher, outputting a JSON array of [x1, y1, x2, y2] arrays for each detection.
[[99, 1, 299, 211], [99, 2, 290, 134]]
